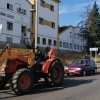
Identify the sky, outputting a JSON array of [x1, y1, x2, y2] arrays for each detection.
[[59, 0, 100, 27]]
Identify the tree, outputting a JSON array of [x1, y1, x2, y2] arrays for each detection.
[[78, 4, 91, 52], [25, 37, 35, 51], [86, 2, 100, 47], [78, 2, 100, 52]]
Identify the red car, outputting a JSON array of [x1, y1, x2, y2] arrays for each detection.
[[64, 59, 97, 76]]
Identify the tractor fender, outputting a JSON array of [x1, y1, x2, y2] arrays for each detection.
[[41, 58, 60, 74]]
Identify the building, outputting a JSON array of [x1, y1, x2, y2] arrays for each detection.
[[0, 0, 31, 48], [30, 0, 60, 48], [59, 25, 85, 52]]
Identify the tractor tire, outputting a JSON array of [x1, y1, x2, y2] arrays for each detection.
[[44, 60, 64, 86], [9, 68, 33, 95], [33, 79, 39, 84], [0, 80, 7, 90]]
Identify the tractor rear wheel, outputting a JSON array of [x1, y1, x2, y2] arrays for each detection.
[[44, 60, 64, 86], [9, 68, 33, 95], [0, 80, 7, 90]]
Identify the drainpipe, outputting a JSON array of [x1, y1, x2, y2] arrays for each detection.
[[72, 26, 74, 51]]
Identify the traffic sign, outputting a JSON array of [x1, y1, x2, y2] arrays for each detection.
[[89, 48, 98, 51]]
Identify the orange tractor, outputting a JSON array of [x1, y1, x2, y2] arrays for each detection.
[[0, 44, 64, 95]]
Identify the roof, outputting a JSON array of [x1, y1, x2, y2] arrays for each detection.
[[59, 26, 69, 33], [58, 25, 80, 35]]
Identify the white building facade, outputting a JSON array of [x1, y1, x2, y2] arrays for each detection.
[[0, 0, 31, 48], [31, 0, 59, 48], [59, 26, 85, 52]]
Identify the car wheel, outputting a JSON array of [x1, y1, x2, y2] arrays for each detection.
[[93, 69, 97, 74], [82, 70, 86, 76]]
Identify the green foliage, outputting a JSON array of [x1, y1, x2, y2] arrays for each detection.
[[79, 2, 100, 52], [86, 2, 100, 47], [25, 38, 35, 51]]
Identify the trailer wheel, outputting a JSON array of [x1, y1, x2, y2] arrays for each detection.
[[44, 60, 64, 86], [0, 80, 7, 90], [9, 68, 33, 95]]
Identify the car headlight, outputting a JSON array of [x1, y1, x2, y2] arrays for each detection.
[[76, 68, 81, 70], [64, 67, 68, 70]]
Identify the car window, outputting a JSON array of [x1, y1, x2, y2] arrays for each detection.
[[90, 60, 95, 65], [87, 60, 91, 66], [72, 60, 86, 65]]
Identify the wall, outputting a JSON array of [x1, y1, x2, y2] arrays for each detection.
[[36, 0, 59, 48], [0, 0, 31, 45], [59, 26, 85, 52]]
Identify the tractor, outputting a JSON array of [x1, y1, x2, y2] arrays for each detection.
[[0, 44, 64, 95]]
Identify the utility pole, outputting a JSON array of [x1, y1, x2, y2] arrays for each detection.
[[35, 0, 38, 48]]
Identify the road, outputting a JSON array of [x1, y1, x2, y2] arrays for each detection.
[[1, 68, 100, 100]]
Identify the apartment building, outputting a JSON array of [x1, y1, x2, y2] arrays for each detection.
[[59, 25, 85, 52], [0, 0, 31, 48], [30, 0, 60, 48]]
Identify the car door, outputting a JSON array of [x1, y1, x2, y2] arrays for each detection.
[[89, 60, 96, 70], [86, 60, 92, 72]]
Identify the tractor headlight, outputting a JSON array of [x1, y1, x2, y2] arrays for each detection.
[[0, 68, 5, 71]]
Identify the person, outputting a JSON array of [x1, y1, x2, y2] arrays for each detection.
[[84, 54, 90, 59], [87, 54, 90, 59], [34, 46, 44, 70], [84, 54, 88, 59]]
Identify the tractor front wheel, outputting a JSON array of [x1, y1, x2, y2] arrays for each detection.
[[9, 68, 33, 95], [44, 60, 64, 86]]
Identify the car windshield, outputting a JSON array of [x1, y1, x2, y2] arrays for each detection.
[[71, 60, 86, 65]]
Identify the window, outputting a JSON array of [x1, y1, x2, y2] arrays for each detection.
[[51, 22, 55, 28], [20, 39, 26, 44], [63, 42, 66, 48], [48, 39, 52, 46], [7, 3, 13, 10], [40, 0, 45, 7], [70, 32, 72, 37], [42, 38, 46, 45], [66, 43, 69, 48], [70, 43, 72, 49], [21, 26, 26, 34], [80, 45, 82, 50], [22, 9, 26, 15], [60, 41, 62, 47], [6, 37, 13, 43], [7, 22, 13, 30], [77, 45, 79, 50], [90, 60, 95, 65], [87, 61, 91, 66], [74, 44, 76, 49], [50, 5, 54, 11], [39, 17, 43, 24], [54, 40, 57, 46], [21, 26, 26, 37], [37, 37, 40, 44], [74, 34, 77, 39]]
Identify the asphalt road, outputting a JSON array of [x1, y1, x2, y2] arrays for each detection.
[[1, 69, 100, 100]]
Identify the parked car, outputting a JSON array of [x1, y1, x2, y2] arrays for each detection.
[[64, 59, 97, 76]]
